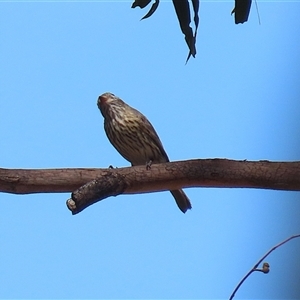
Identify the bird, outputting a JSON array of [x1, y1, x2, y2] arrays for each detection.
[[97, 92, 192, 213]]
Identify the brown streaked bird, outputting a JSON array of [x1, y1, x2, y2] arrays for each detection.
[[97, 92, 192, 213]]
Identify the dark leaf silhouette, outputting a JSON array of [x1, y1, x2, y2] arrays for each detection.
[[191, 0, 200, 33], [231, 0, 252, 24], [132, 0, 199, 62], [141, 0, 160, 20], [132, 0, 160, 20], [131, 0, 152, 9], [172, 0, 199, 62]]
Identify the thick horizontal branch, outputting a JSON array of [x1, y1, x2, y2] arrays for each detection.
[[1, 158, 300, 214], [1, 159, 300, 195]]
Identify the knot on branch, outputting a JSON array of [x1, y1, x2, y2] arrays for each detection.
[[254, 262, 270, 274], [66, 171, 127, 215]]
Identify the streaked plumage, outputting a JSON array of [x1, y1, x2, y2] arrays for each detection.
[[97, 92, 192, 213]]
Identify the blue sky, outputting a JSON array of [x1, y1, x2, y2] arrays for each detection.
[[1, 1, 300, 299]]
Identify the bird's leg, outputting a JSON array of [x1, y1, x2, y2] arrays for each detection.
[[146, 160, 153, 170]]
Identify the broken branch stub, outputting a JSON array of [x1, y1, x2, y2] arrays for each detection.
[[66, 171, 127, 215]]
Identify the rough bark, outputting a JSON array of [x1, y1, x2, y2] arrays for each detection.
[[1, 159, 300, 214]]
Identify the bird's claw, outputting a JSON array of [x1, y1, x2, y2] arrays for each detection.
[[146, 160, 153, 170]]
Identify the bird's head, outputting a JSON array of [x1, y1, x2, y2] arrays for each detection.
[[97, 92, 125, 119], [97, 92, 118, 110]]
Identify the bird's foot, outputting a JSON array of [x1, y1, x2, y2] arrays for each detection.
[[146, 160, 153, 170]]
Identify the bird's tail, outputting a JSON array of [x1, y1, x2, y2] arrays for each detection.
[[170, 189, 192, 213]]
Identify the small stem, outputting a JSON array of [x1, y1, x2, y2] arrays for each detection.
[[229, 234, 300, 300]]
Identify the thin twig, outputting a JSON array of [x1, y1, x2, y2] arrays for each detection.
[[229, 234, 300, 300], [255, 0, 261, 25]]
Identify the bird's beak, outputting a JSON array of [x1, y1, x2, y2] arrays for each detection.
[[98, 94, 108, 104]]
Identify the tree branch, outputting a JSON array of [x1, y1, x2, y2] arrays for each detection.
[[1, 159, 300, 213], [1, 159, 300, 194], [229, 234, 300, 300]]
